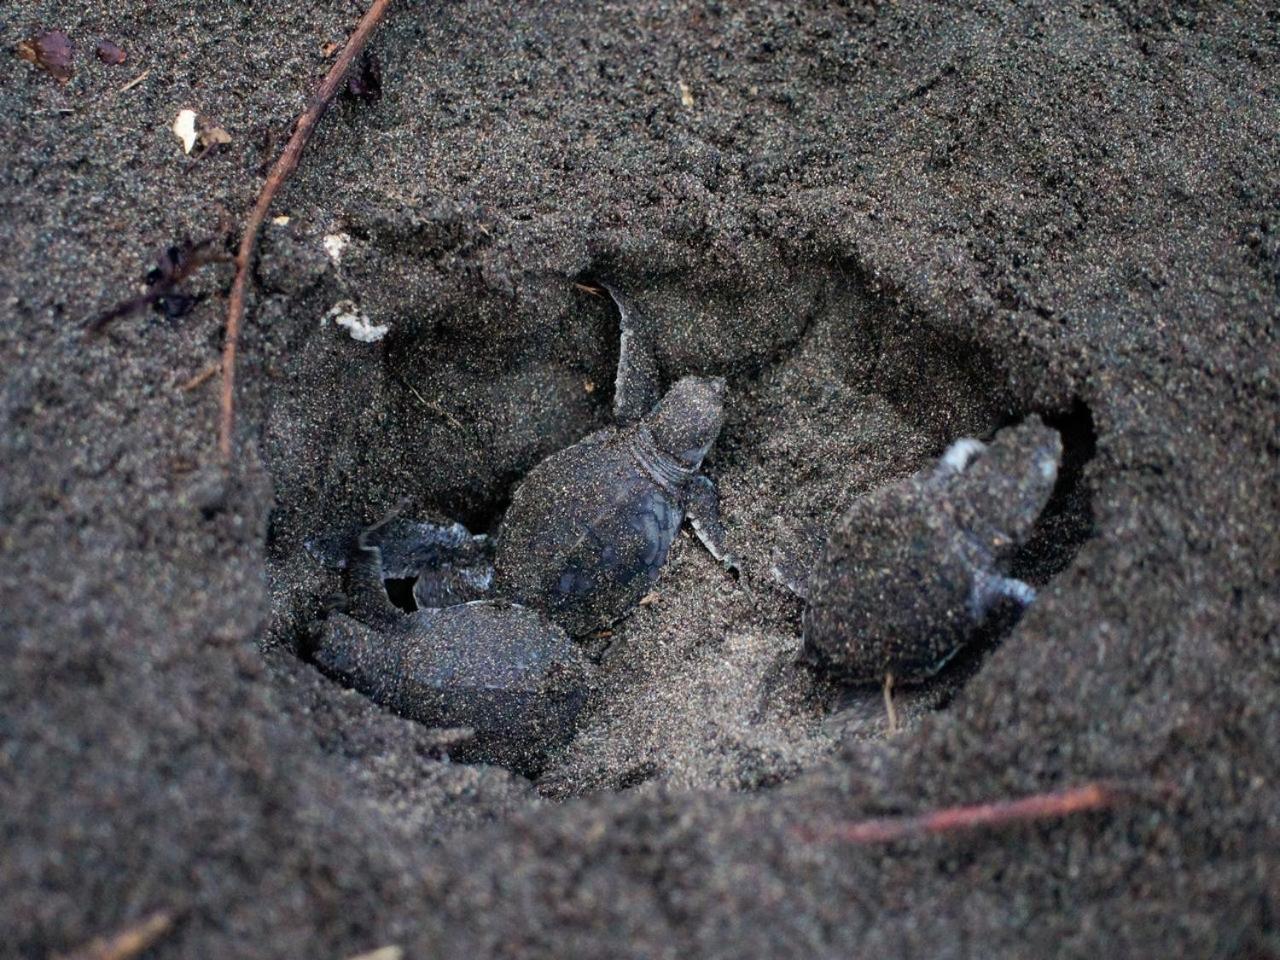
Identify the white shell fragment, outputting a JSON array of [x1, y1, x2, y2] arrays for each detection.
[[323, 232, 351, 264], [323, 299, 388, 343], [172, 109, 198, 154]]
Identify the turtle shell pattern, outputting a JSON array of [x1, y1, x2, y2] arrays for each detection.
[[494, 425, 686, 637]]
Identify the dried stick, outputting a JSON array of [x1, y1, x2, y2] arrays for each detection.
[[57, 912, 174, 960], [218, 0, 395, 460], [795, 782, 1135, 845]]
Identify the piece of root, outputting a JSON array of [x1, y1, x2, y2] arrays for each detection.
[[794, 781, 1157, 845], [56, 911, 174, 960], [179, 361, 220, 392], [219, 0, 395, 461], [883, 672, 899, 735]]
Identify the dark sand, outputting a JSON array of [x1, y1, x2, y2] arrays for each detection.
[[3, 3, 1278, 957]]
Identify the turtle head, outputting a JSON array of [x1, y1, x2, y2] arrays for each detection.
[[645, 375, 726, 469]]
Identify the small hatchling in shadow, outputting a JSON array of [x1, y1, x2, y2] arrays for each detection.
[[802, 417, 1063, 717]]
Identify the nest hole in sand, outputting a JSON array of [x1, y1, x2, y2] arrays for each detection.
[[261, 259, 1096, 798]]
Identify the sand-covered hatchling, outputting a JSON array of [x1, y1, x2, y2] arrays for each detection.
[[307, 516, 495, 609], [803, 417, 1063, 691], [493, 372, 730, 636], [493, 284, 738, 636], [312, 523, 588, 776]]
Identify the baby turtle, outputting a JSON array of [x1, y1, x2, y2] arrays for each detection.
[[312, 525, 588, 776], [492, 284, 738, 636], [803, 417, 1063, 692]]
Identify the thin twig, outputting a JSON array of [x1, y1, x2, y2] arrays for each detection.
[[794, 782, 1144, 845], [118, 69, 150, 93], [219, 0, 395, 461], [179, 361, 220, 392], [389, 369, 464, 431], [882, 672, 898, 735], [57, 911, 174, 960]]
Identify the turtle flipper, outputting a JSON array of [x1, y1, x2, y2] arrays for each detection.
[[374, 518, 489, 578], [969, 570, 1037, 621], [768, 546, 810, 599], [929, 437, 986, 486], [685, 473, 743, 576], [601, 281, 661, 425]]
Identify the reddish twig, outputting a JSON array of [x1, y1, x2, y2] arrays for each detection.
[[795, 782, 1140, 845], [218, 0, 395, 461]]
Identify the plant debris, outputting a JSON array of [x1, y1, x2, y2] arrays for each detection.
[[678, 78, 694, 108], [173, 110, 198, 153], [792, 782, 1157, 845], [56, 911, 174, 960], [344, 948, 403, 960], [17, 30, 75, 83], [179, 362, 221, 392], [218, 0, 396, 460], [87, 238, 228, 335], [173, 110, 232, 156], [118, 70, 149, 93], [95, 40, 127, 65], [324, 298, 388, 342]]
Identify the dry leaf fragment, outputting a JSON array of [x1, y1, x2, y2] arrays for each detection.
[[344, 50, 382, 103], [200, 124, 232, 150], [173, 109, 232, 155], [17, 30, 75, 83]]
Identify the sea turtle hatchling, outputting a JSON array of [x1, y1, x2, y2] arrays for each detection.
[[802, 417, 1063, 693], [311, 522, 589, 776], [492, 283, 739, 635]]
